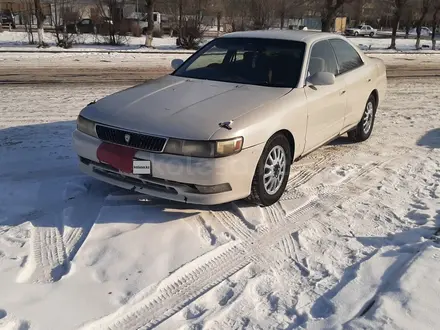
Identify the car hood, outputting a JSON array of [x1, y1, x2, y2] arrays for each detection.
[[81, 75, 290, 140]]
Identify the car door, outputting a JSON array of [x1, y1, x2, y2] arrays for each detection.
[[329, 38, 373, 131], [360, 26, 368, 35], [303, 40, 347, 153]]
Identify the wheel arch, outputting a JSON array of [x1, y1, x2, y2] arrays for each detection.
[[271, 129, 295, 163]]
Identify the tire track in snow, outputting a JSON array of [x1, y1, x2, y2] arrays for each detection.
[[261, 203, 300, 264], [84, 180, 372, 330], [209, 209, 254, 241], [18, 224, 68, 283], [17, 181, 107, 283], [82, 163, 382, 330]]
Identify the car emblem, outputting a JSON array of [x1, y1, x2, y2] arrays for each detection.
[[219, 120, 233, 130], [124, 134, 131, 144]]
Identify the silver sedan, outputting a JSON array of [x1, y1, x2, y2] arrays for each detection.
[[73, 30, 387, 206]]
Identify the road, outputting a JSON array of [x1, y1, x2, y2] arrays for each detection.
[[0, 53, 440, 84]]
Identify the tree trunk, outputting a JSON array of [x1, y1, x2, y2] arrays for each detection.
[[405, 22, 411, 38], [321, 14, 334, 32], [416, 31, 421, 49], [217, 12, 221, 33], [280, 0, 285, 30], [389, 12, 400, 49], [144, 0, 154, 47], [178, 0, 183, 43], [34, 0, 47, 47], [321, 0, 340, 33], [415, 9, 429, 50], [433, 10, 439, 50]]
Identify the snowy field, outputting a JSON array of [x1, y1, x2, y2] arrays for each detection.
[[1, 75, 440, 329], [0, 31, 439, 53]]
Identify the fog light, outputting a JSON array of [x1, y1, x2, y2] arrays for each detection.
[[194, 183, 232, 194]]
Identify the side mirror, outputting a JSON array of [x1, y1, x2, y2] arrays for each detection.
[[307, 72, 335, 86], [171, 58, 184, 70]]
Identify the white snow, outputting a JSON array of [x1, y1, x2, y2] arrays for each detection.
[[354, 36, 439, 52], [0, 30, 438, 53], [1, 63, 440, 329], [0, 31, 186, 52]]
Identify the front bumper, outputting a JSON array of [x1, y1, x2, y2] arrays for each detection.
[[73, 130, 264, 205]]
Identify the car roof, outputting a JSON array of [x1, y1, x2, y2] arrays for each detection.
[[221, 30, 342, 44]]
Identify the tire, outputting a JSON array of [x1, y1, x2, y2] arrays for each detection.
[[348, 94, 376, 142], [369, 32, 375, 37], [354, 31, 359, 36], [248, 134, 292, 206]]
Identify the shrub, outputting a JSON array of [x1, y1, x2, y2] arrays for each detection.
[[176, 20, 205, 50]]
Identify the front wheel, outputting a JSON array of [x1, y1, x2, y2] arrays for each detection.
[[354, 31, 359, 36], [348, 95, 376, 142], [248, 134, 291, 206]]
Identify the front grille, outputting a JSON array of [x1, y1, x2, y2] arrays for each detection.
[[95, 125, 167, 152]]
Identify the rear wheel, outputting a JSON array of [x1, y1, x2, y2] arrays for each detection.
[[369, 32, 375, 37], [248, 134, 291, 206], [348, 94, 376, 142]]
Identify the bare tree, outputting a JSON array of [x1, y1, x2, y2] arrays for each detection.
[[402, 7, 414, 39], [97, 0, 129, 45], [19, 0, 35, 44], [52, 0, 81, 48], [275, 0, 307, 29], [414, 0, 432, 49], [321, 0, 353, 32], [144, 0, 155, 47], [221, 0, 249, 31], [388, 0, 410, 49], [432, 0, 440, 49], [34, 0, 48, 47]]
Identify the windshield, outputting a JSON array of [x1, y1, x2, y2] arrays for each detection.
[[173, 37, 306, 88], [357, 25, 364, 29]]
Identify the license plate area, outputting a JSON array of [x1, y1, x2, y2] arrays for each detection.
[[133, 160, 151, 175]]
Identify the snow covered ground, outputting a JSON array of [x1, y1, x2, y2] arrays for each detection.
[[0, 31, 184, 52], [1, 77, 440, 330], [0, 30, 438, 53]]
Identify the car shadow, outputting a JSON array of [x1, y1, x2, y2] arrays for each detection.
[[329, 135, 353, 146], [416, 128, 440, 149]]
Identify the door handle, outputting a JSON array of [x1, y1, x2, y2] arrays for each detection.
[[340, 90, 346, 95], [367, 78, 372, 82]]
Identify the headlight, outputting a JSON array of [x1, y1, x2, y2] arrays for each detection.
[[164, 137, 243, 158], [77, 115, 97, 138]]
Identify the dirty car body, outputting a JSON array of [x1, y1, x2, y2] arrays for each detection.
[[73, 30, 387, 206]]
